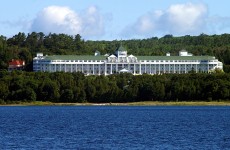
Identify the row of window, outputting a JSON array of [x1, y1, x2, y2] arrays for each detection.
[[51, 60, 104, 63], [41, 66, 213, 72], [40, 67, 211, 74], [40, 64, 216, 67], [35, 59, 218, 63]]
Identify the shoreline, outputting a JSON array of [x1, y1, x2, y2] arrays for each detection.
[[1, 101, 230, 106]]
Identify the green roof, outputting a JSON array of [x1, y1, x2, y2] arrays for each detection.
[[45, 55, 107, 60], [44, 55, 217, 61], [136, 56, 216, 60], [116, 45, 127, 51]]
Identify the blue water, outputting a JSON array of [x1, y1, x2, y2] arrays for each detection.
[[0, 106, 230, 149]]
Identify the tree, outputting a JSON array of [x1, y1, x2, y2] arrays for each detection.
[[25, 32, 39, 50], [85, 78, 96, 102], [7, 32, 26, 47], [60, 89, 74, 102], [38, 79, 60, 102], [22, 88, 36, 102], [73, 87, 86, 103], [0, 81, 9, 100]]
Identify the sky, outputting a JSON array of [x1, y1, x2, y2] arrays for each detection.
[[1, 0, 230, 40]]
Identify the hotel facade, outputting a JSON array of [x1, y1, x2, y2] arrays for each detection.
[[33, 46, 223, 75]]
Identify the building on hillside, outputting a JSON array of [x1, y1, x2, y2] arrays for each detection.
[[33, 46, 223, 75], [8, 59, 25, 71]]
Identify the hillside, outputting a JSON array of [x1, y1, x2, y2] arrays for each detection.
[[1, 32, 230, 72]]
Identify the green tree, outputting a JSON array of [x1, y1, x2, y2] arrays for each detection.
[[0, 81, 9, 100], [38, 79, 60, 102], [60, 89, 74, 102]]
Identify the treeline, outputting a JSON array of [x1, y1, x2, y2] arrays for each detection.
[[1, 32, 230, 72], [0, 70, 229, 104]]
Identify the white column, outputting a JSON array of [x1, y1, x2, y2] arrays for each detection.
[[87, 64, 89, 74], [139, 64, 141, 74], [134, 64, 136, 75], [105, 63, 107, 75], [110, 64, 112, 74], [174, 64, 175, 73], [93, 64, 95, 75], [185, 64, 187, 73], [169, 64, 170, 74], [71, 64, 72, 73], [191, 64, 193, 72], [196, 64, 198, 73], [150, 64, 152, 74], [65, 64, 66, 72], [179, 64, 181, 74], [158, 64, 161, 74]]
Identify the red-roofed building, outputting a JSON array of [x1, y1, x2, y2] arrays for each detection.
[[8, 59, 25, 71]]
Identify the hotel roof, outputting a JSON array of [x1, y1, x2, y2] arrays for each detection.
[[45, 55, 107, 60], [116, 45, 127, 52], [43, 55, 217, 61]]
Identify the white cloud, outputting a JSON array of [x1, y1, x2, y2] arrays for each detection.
[[122, 2, 208, 38], [30, 5, 105, 38], [166, 3, 207, 33], [3, 2, 230, 40], [81, 6, 105, 36]]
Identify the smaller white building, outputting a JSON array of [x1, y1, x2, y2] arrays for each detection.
[[179, 50, 193, 56]]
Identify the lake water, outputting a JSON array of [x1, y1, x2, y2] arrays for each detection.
[[0, 106, 230, 149]]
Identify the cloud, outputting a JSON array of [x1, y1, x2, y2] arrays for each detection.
[[122, 2, 208, 38], [81, 6, 105, 36], [30, 5, 105, 38]]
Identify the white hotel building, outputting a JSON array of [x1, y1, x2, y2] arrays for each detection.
[[33, 46, 223, 75]]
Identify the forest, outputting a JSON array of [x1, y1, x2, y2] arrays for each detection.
[[1, 32, 230, 103], [0, 70, 229, 104]]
